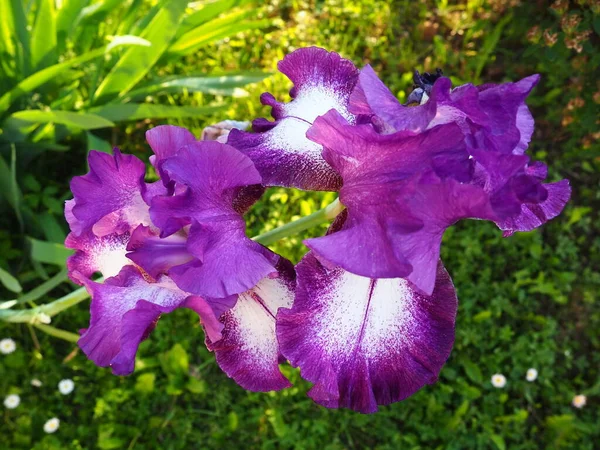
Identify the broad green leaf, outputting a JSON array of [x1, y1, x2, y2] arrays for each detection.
[[106, 35, 151, 52], [0, 147, 24, 228], [30, 0, 57, 70], [39, 212, 66, 243], [8, 0, 31, 75], [0, 267, 22, 293], [56, 0, 86, 50], [28, 238, 73, 266], [169, 11, 271, 56], [93, 0, 188, 102], [87, 131, 113, 154], [12, 110, 115, 130], [90, 103, 225, 122], [0, 39, 157, 115], [0, 1, 16, 64], [176, 0, 251, 38], [125, 72, 271, 99]]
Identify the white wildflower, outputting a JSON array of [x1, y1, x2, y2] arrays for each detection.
[[572, 394, 587, 409], [0, 338, 16, 354], [31, 379, 43, 387], [4, 394, 20, 409], [43, 417, 60, 433], [58, 379, 74, 395], [491, 373, 507, 388], [526, 368, 538, 382]]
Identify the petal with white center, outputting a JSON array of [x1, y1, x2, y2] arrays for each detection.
[[277, 253, 457, 413], [227, 47, 358, 191], [208, 257, 296, 392]]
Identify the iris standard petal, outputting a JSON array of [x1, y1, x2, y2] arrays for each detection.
[[227, 46, 359, 191], [149, 142, 276, 297]]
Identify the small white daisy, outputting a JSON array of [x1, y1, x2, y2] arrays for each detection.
[[43, 417, 60, 433], [31, 379, 43, 387], [491, 373, 507, 388], [526, 368, 538, 382], [4, 394, 20, 409], [58, 379, 74, 395], [572, 394, 587, 409], [0, 338, 16, 354]]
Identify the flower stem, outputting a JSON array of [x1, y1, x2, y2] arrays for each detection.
[[252, 198, 344, 246], [0, 282, 98, 323]]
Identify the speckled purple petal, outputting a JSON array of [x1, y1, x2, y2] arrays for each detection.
[[277, 253, 457, 413], [227, 46, 358, 191], [207, 256, 295, 392], [149, 142, 275, 297], [78, 266, 189, 375], [66, 230, 132, 283], [69, 150, 151, 237]]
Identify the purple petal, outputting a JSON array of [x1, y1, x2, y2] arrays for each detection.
[[208, 257, 296, 392], [227, 47, 359, 190], [78, 266, 189, 375], [146, 125, 197, 185], [66, 231, 132, 283], [149, 142, 275, 297], [126, 225, 192, 279], [498, 179, 571, 236], [183, 295, 237, 343], [277, 253, 457, 413], [69, 150, 151, 237]]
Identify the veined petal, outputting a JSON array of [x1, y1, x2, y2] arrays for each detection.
[[228, 46, 358, 190], [69, 150, 151, 237], [78, 267, 189, 375], [66, 231, 132, 283], [277, 253, 457, 413], [208, 257, 295, 392]]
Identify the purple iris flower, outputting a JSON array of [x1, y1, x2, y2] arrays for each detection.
[[64, 46, 570, 414], [65, 126, 295, 391]]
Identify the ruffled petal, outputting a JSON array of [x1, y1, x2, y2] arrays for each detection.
[[69, 150, 151, 237], [227, 46, 358, 190], [78, 267, 189, 375], [149, 142, 275, 297], [66, 231, 132, 283], [498, 179, 571, 236], [146, 125, 197, 185], [277, 254, 457, 413], [208, 256, 295, 391]]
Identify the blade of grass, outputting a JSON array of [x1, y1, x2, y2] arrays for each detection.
[[33, 323, 80, 343], [90, 103, 226, 122], [30, 0, 57, 70], [93, 0, 188, 102], [11, 110, 115, 130]]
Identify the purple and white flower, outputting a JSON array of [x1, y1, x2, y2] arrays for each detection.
[[64, 46, 570, 414]]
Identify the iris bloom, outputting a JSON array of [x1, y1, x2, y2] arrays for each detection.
[[65, 47, 569, 413]]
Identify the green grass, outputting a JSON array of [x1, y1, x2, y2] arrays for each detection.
[[1, 0, 599, 448]]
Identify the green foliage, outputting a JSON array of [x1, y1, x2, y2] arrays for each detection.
[[1, 0, 599, 449]]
